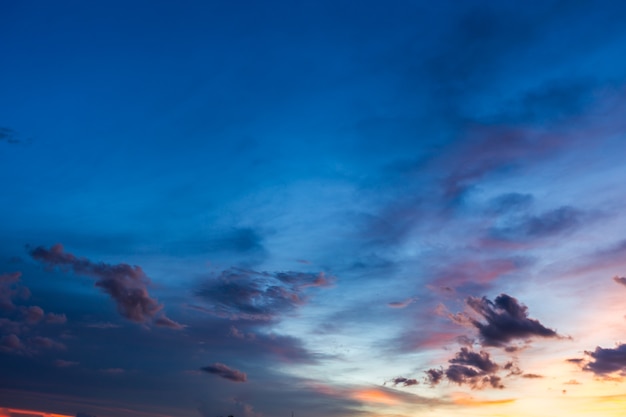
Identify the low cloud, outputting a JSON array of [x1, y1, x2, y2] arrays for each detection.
[[30, 244, 182, 329], [201, 362, 247, 382]]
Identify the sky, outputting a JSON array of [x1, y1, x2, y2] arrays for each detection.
[[2, 1, 626, 416]]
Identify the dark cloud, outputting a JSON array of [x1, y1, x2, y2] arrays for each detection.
[[30, 244, 182, 329], [613, 276, 626, 287], [449, 347, 499, 374], [424, 348, 505, 390], [0, 127, 22, 144], [522, 373, 543, 378], [464, 294, 559, 347], [424, 368, 444, 386], [201, 362, 247, 383], [388, 376, 418, 387], [582, 344, 626, 376], [195, 267, 333, 321]]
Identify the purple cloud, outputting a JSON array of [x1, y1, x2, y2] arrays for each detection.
[[30, 244, 182, 329], [201, 362, 247, 382], [582, 344, 626, 376]]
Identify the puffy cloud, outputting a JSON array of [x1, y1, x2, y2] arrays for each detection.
[[424, 368, 444, 386], [464, 294, 559, 347], [195, 267, 333, 321], [582, 344, 626, 376], [24, 306, 44, 324], [201, 362, 247, 382], [30, 244, 182, 329], [449, 347, 499, 373]]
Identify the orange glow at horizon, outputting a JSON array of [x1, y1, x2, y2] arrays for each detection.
[[0, 407, 74, 417]]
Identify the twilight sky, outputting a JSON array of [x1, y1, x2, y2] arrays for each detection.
[[2, 1, 626, 417]]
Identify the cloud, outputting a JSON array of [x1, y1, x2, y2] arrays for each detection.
[[30, 244, 182, 329], [0, 272, 27, 311], [54, 359, 79, 367], [45, 313, 67, 324], [0, 127, 22, 145], [613, 276, 626, 287], [201, 363, 247, 382], [489, 206, 583, 241], [195, 267, 333, 321], [387, 297, 417, 309], [388, 377, 418, 387], [30, 336, 65, 350], [424, 368, 444, 386], [449, 347, 499, 373], [463, 294, 559, 347], [582, 344, 626, 376]]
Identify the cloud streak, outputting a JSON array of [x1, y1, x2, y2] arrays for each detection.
[[201, 363, 247, 382]]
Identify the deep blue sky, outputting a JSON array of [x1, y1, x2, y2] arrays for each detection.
[[2, 1, 626, 417]]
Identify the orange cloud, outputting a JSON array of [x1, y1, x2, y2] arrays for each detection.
[[351, 389, 400, 405], [451, 392, 516, 407]]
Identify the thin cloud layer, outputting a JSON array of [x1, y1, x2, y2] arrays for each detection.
[[201, 362, 247, 382], [30, 244, 182, 329]]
